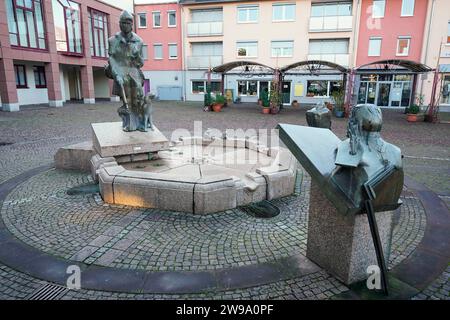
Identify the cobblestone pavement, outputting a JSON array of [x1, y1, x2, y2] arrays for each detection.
[[412, 265, 450, 300], [0, 101, 449, 300]]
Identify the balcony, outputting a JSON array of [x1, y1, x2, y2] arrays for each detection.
[[187, 55, 223, 69], [187, 21, 223, 37], [307, 54, 349, 67], [309, 16, 352, 32]]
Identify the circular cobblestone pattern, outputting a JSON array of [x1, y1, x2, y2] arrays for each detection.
[[1, 165, 425, 273]]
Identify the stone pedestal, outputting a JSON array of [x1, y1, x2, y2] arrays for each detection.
[[92, 122, 170, 157], [306, 182, 394, 285]]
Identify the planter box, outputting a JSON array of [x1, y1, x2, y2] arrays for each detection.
[[407, 113, 425, 122]]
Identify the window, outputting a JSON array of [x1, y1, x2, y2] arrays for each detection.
[[447, 21, 450, 44], [237, 5, 259, 23], [168, 11, 176, 27], [154, 44, 163, 59], [88, 9, 109, 58], [191, 42, 223, 56], [272, 3, 296, 22], [191, 9, 223, 22], [237, 41, 258, 57], [6, 0, 46, 50], [138, 13, 147, 28], [33, 66, 46, 88], [372, 0, 385, 18], [311, 3, 352, 17], [309, 39, 348, 54], [169, 44, 178, 59], [271, 41, 294, 57], [396, 37, 410, 56], [401, 0, 415, 16], [306, 80, 342, 97], [368, 37, 382, 56], [192, 81, 221, 94], [14, 65, 27, 88], [142, 45, 148, 60], [238, 80, 257, 96], [153, 11, 161, 28], [53, 0, 83, 54]]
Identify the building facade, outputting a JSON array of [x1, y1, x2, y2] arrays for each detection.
[[180, 0, 359, 104], [135, 0, 184, 100], [0, 0, 129, 111], [418, 0, 450, 109], [354, 0, 429, 108]]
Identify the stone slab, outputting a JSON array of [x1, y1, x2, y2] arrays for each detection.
[[92, 122, 170, 157], [54, 141, 95, 172], [306, 182, 394, 285]]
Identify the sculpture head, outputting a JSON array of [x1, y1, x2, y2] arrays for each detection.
[[350, 104, 382, 133], [119, 11, 134, 34]]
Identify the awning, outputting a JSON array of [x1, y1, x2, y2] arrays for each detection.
[[280, 60, 348, 73], [356, 59, 433, 73], [211, 61, 274, 74]]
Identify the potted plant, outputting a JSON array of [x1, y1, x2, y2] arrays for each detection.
[[406, 94, 425, 122], [269, 82, 281, 114], [331, 89, 345, 118], [212, 94, 225, 112]]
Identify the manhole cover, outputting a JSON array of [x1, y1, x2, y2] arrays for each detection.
[[67, 183, 100, 195], [241, 200, 280, 218]]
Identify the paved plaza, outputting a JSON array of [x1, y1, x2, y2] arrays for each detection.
[[0, 101, 449, 300]]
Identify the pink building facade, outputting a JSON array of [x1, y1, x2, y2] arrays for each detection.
[[355, 0, 429, 108], [135, 1, 183, 100]]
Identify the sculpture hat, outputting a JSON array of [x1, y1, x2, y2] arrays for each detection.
[[120, 10, 133, 22]]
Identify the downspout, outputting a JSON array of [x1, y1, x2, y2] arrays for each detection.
[[420, 0, 436, 97], [181, 3, 187, 101]]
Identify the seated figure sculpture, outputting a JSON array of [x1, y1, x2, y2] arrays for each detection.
[[332, 104, 404, 210], [105, 11, 153, 132], [306, 102, 331, 129]]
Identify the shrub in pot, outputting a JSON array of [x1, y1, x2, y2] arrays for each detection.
[[212, 94, 225, 112]]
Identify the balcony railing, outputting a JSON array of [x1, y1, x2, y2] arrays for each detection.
[[187, 55, 223, 69], [307, 54, 349, 67], [309, 16, 352, 32], [187, 21, 223, 37]]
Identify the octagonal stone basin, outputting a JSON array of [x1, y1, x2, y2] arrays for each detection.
[[92, 136, 297, 214]]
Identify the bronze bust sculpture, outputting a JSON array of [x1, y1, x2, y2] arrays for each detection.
[[306, 102, 332, 129], [105, 11, 153, 132], [332, 104, 403, 210]]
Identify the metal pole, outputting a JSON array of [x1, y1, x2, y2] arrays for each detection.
[[364, 199, 389, 295]]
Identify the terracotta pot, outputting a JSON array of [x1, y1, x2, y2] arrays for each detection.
[[262, 107, 270, 114], [407, 114, 417, 122], [212, 104, 222, 112]]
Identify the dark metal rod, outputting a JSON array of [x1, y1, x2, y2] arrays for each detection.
[[364, 199, 389, 295]]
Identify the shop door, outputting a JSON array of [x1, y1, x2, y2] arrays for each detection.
[[282, 81, 291, 104], [376, 82, 391, 107]]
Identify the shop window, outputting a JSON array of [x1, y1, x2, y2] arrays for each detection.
[[33, 66, 46, 88], [238, 80, 257, 96], [15, 65, 27, 88]]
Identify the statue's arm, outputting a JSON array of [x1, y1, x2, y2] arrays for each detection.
[[134, 41, 144, 69]]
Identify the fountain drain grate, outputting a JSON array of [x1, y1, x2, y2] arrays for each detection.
[[240, 200, 280, 218]]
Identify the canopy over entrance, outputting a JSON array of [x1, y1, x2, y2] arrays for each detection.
[[212, 61, 275, 76], [281, 60, 349, 75], [356, 59, 433, 73]]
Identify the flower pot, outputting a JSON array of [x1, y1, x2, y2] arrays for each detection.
[[262, 107, 270, 114], [334, 110, 344, 118], [292, 101, 299, 108], [212, 104, 222, 112], [407, 114, 418, 122]]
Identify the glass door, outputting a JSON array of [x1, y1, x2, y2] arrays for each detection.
[[282, 81, 291, 104], [376, 82, 391, 107]]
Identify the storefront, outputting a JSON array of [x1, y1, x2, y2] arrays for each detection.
[[439, 65, 450, 106], [357, 74, 413, 107], [355, 60, 433, 109]]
